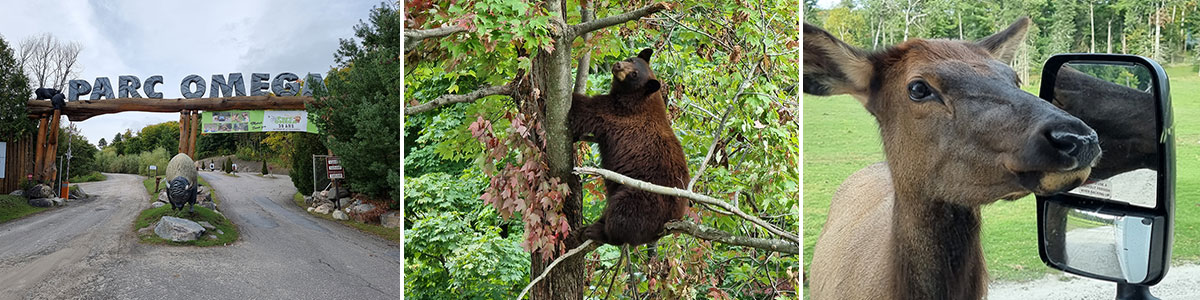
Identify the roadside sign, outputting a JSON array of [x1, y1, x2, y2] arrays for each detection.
[[326, 156, 343, 179], [149, 165, 157, 170]]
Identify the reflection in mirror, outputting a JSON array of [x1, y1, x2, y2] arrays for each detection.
[[1052, 62, 1159, 208], [1043, 201, 1155, 283]]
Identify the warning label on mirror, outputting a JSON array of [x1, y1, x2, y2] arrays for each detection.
[[1069, 179, 1112, 200]]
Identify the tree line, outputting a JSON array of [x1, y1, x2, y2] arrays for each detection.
[[805, 0, 1200, 82]]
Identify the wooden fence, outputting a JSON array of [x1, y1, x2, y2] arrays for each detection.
[[1, 133, 35, 194]]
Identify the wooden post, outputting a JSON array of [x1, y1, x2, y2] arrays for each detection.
[[178, 111, 188, 155], [188, 110, 199, 158], [33, 117, 47, 181], [42, 111, 61, 181]]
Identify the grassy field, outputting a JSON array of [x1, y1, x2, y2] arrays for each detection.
[[292, 192, 401, 243], [803, 65, 1200, 283], [0, 195, 48, 224]]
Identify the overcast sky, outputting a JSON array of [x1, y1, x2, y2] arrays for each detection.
[[0, 0, 378, 145]]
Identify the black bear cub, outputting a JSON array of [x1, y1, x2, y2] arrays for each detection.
[[569, 48, 690, 246]]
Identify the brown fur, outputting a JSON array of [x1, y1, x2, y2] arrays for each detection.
[[569, 49, 690, 246], [805, 18, 1102, 300]]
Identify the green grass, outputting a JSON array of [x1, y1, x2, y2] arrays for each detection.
[[69, 171, 107, 183], [292, 192, 401, 243], [0, 195, 48, 224], [133, 204, 239, 246], [803, 65, 1200, 283]]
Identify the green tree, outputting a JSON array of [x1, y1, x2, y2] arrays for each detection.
[[311, 3, 402, 206], [289, 133, 328, 195], [57, 125, 98, 178], [407, 0, 800, 298], [0, 35, 33, 139], [98, 138, 107, 148]]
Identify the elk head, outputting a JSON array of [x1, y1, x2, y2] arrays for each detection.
[[804, 18, 1101, 205]]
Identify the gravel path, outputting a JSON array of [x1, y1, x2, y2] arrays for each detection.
[[989, 263, 1200, 299], [0, 172, 400, 299]]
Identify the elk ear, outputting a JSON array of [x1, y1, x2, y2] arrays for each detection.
[[803, 23, 872, 101], [976, 17, 1031, 62]]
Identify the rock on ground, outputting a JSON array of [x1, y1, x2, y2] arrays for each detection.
[[49, 197, 65, 206], [26, 184, 54, 199], [153, 216, 206, 242], [314, 204, 331, 214], [199, 202, 217, 211], [332, 210, 349, 221], [349, 203, 376, 214], [28, 198, 53, 208], [197, 221, 215, 230], [68, 186, 89, 199], [9, 190, 24, 197], [381, 211, 401, 229], [151, 202, 165, 208]]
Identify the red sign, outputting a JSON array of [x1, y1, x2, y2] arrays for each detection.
[[327, 156, 343, 179]]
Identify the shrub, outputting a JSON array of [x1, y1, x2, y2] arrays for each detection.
[[261, 161, 268, 175], [224, 158, 232, 174], [289, 133, 327, 194]]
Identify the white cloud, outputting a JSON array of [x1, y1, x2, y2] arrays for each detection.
[[0, 0, 378, 144]]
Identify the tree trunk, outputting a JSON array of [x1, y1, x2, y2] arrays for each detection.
[[1090, 2, 1095, 53], [1154, 0, 1161, 60], [958, 13, 963, 40], [528, 1, 585, 298], [1107, 19, 1112, 54]]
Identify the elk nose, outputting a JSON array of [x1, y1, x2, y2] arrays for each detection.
[[1046, 127, 1100, 168]]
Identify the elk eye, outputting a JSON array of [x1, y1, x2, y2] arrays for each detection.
[[907, 80, 937, 102]]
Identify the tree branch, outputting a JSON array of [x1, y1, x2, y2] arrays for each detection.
[[570, 2, 671, 37], [404, 25, 468, 51], [405, 83, 513, 115], [664, 220, 797, 254], [574, 167, 799, 244]]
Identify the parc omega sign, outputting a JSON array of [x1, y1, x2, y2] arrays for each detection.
[[67, 72, 325, 101]]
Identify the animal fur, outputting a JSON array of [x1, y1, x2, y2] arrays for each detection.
[[569, 48, 690, 246]]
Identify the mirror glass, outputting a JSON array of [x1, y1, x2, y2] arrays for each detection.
[[1042, 200, 1156, 283], [1052, 62, 1159, 208]]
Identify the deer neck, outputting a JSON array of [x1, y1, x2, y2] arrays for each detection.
[[889, 183, 988, 300]]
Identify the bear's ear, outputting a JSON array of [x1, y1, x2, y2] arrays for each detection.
[[638, 48, 653, 63], [643, 79, 661, 95], [803, 22, 872, 102]]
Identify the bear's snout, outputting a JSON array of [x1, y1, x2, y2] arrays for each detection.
[[612, 62, 632, 81]]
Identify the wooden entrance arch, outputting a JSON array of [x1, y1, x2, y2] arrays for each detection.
[[24, 95, 312, 181]]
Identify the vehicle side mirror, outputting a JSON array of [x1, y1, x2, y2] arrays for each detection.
[[1036, 54, 1175, 290]]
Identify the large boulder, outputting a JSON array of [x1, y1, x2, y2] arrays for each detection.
[[349, 203, 376, 214], [314, 204, 332, 214], [48, 197, 65, 206], [68, 186, 89, 200], [26, 184, 54, 199], [381, 211, 401, 229], [332, 210, 349, 220], [28, 198, 53, 207], [154, 216, 206, 242], [9, 190, 24, 197], [165, 154, 198, 187]]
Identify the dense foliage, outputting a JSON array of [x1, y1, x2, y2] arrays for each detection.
[[0, 35, 33, 139], [405, 0, 799, 298], [289, 132, 328, 194], [310, 3, 402, 206]]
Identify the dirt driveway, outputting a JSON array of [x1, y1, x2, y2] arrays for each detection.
[[0, 172, 400, 299]]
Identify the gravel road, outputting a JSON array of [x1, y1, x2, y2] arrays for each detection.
[[0, 172, 400, 299], [989, 263, 1200, 299]]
